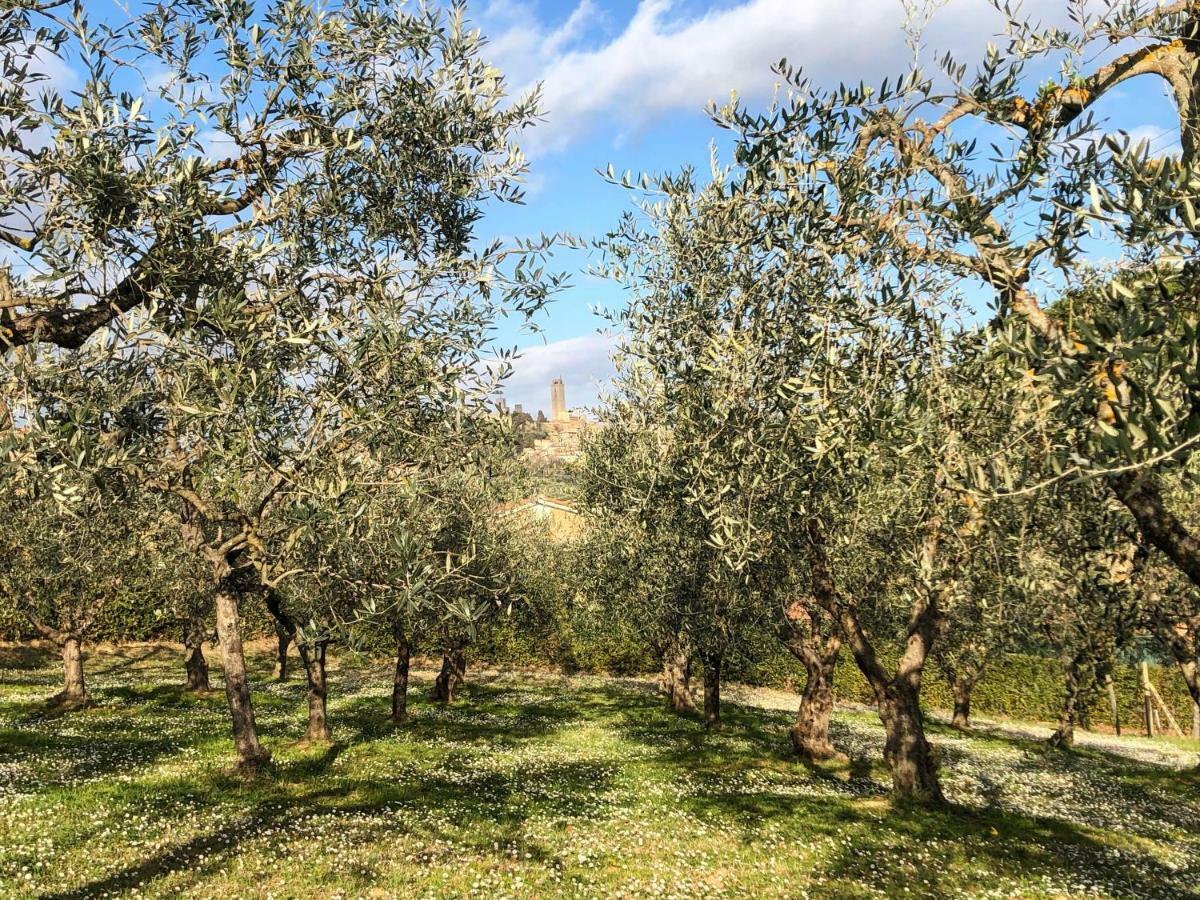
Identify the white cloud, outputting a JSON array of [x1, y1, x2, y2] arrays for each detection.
[[20, 43, 78, 95], [196, 128, 241, 163], [1115, 124, 1181, 158], [498, 332, 618, 415], [482, 0, 1064, 156], [482, 0, 601, 90]]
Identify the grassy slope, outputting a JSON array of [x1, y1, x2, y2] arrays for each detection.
[[0, 645, 1196, 899]]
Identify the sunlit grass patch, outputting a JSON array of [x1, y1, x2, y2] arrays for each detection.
[[0, 644, 1195, 898]]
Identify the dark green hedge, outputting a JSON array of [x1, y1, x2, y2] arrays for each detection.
[[1, 591, 281, 645], [479, 621, 1197, 731], [724, 637, 1196, 731]]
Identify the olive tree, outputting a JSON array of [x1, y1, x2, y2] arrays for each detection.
[[422, 462, 531, 705], [1022, 485, 1143, 747], [577, 364, 745, 727], [716, 2, 1200, 590], [768, 550, 844, 760], [3, 0, 558, 771], [574, 401, 712, 712], [0, 482, 191, 706], [932, 553, 1023, 731], [600, 147, 1009, 798]]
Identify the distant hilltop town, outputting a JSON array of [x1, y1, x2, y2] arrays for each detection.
[[497, 378, 594, 464]]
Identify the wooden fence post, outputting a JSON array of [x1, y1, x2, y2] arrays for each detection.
[[1145, 676, 1184, 737]]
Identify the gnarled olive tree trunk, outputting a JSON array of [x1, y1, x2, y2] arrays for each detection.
[[392, 633, 411, 723], [780, 602, 843, 762], [877, 680, 941, 797], [264, 589, 332, 742], [936, 652, 986, 732], [58, 635, 89, 705], [213, 585, 270, 770], [949, 674, 974, 730], [806, 520, 945, 802], [847, 640, 943, 800], [27, 616, 92, 707], [298, 640, 331, 742], [182, 617, 210, 692], [789, 641, 841, 762], [659, 632, 697, 714], [1048, 655, 1084, 749], [174, 500, 268, 771], [1049, 652, 1107, 749], [431, 647, 467, 703]]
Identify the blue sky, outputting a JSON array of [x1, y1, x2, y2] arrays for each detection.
[[22, 1, 1186, 416], [466, 0, 1183, 415]]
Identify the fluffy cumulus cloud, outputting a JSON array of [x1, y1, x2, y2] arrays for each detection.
[[479, 0, 1065, 155], [499, 332, 618, 416]]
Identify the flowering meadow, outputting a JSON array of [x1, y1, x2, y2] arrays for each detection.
[[0, 643, 1195, 899]]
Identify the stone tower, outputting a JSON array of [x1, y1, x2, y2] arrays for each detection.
[[550, 377, 568, 423]]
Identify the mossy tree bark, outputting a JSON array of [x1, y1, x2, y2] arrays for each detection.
[[298, 640, 331, 742], [182, 617, 211, 692], [659, 632, 697, 714], [431, 647, 467, 703], [780, 603, 842, 762], [392, 633, 411, 723]]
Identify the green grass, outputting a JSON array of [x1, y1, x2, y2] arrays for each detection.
[[0, 645, 1196, 899]]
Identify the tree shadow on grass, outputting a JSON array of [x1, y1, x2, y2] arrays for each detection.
[[102, 682, 225, 710], [603, 686, 1194, 897], [8, 662, 1194, 898], [0, 644, 56, 671], [36, 749, 617, 898], [808, 799, 1192, 899], [324, 679, 606, 752], [921, 719, 1200, 834], [936, 717, 1191, 773], [87, 644, 179, 678], [0, 681, 235, 796], [0, 724, 191, 797], [36, 781, 355, 900]]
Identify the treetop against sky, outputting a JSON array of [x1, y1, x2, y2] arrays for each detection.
[[8, 0, 1186, 413]]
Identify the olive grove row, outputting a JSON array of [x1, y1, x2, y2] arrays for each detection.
[[573, 0, 1200, 800], [2, 0, 1199, 805]]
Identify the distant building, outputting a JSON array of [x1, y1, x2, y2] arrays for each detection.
[[550, 377, 568, 423], [501, 379, 601, 465]]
